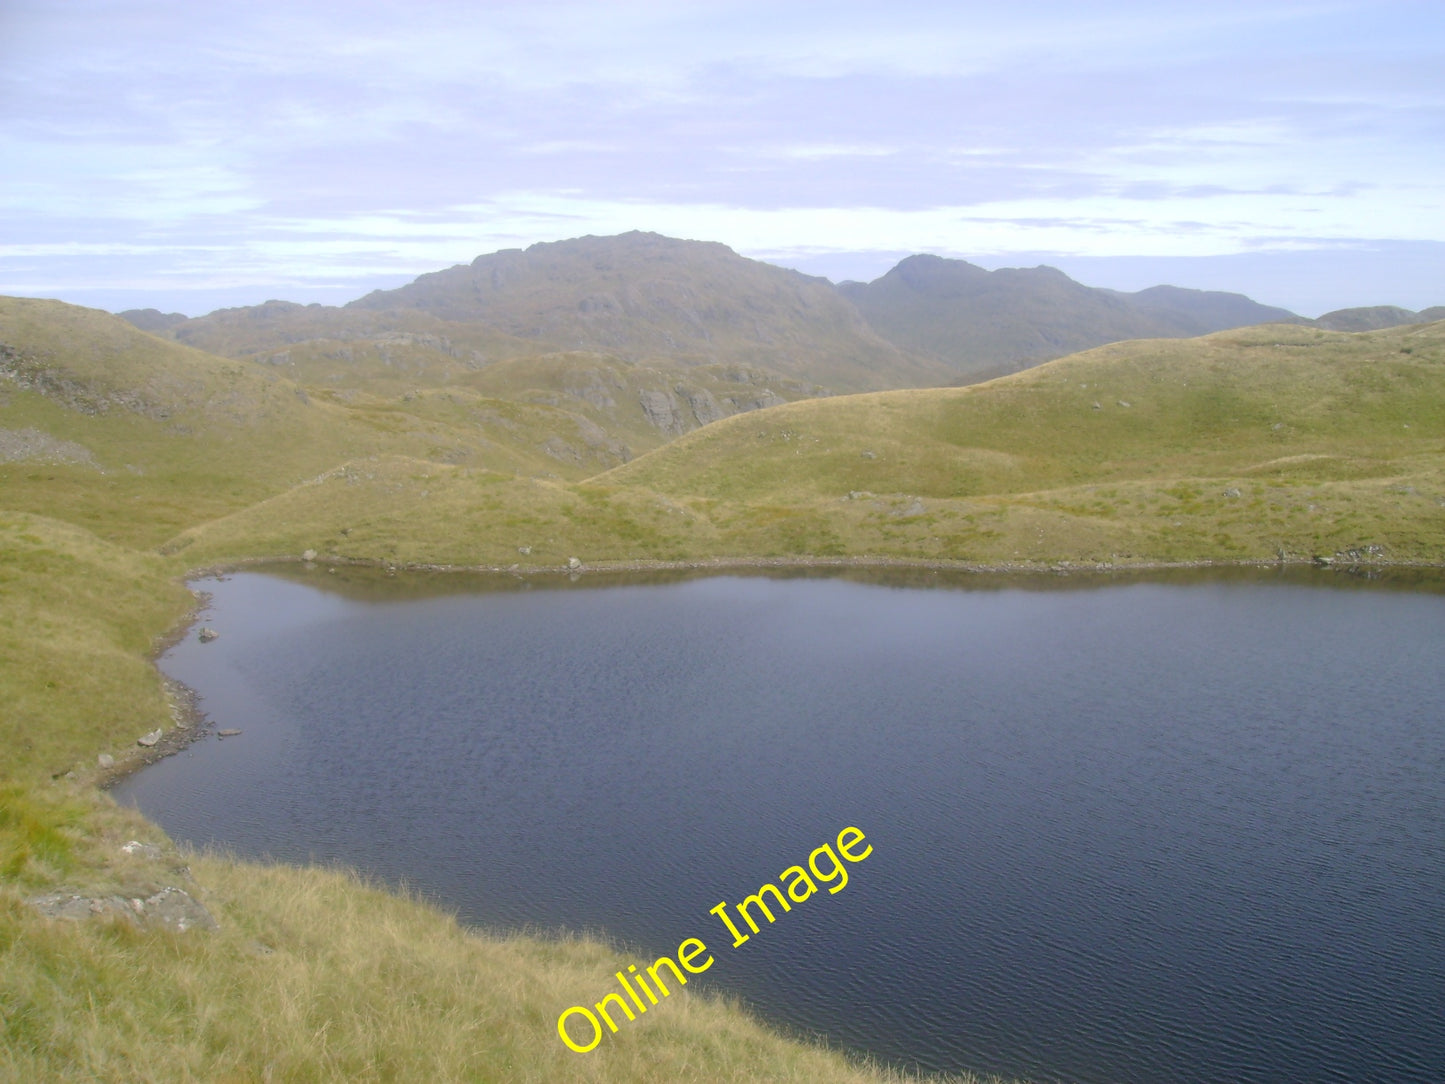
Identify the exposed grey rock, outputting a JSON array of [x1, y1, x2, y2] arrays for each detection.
[[518, 545, 532, 555], [217, 728, 242, 738], [27, 887, 217, 933], [97, 753, 114, 769], [728, 390, 786, 412], [678, 385, 726, 426], [120, 840, 163, 860], [567, 556, 582, 570], [301, 548, 317, 561], [142, 887, 219, 933], [1222, 487, 1242, 499], [198, 627, 219, 643], [638, 388, 687, 435], [0, 427, 99, 467], [860, 450, 877, 460], [27, 892, 135, 923], [137, 729, 162, 747]]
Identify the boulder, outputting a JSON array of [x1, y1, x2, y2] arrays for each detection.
[[26, 887, 217, 933]]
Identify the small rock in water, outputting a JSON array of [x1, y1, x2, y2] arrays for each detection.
[[302, 548, 317, 562], [567, 556, 582, 569], [198, 627, 219, 643], [137, 729, 162, 747], [217, 728, 242, 739], [97, 753, 114, 769]]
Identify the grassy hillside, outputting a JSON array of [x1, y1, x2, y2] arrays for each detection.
[[3, 299, 805, 544], [152, 320, 1445, 573], [588, 321, 1445, 566]]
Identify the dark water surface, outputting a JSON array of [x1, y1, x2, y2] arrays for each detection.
[[114, 567, 1445, 1083]]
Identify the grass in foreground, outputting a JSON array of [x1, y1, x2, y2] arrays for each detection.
[[3, 853, 996, 1083]]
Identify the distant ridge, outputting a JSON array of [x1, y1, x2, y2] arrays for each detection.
[[837, 254, 1298, 380], [115, 234, 1438, 393], [117, 307, 188, 333], [343, 231, 947, 391], [1309, 305, 1445, 332]]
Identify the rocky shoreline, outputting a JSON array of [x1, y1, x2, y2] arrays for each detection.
[[187, 548, 1445, 581]]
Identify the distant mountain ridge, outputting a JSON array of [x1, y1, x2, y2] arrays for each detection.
[[1309, 305, 1445, 332], [342, 231, 946, 391], [124, 233, 948, 394], [837, 254, 1299, 380], [117, 233, 1440, 396]]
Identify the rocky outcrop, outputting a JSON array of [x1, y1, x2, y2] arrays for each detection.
[[28, 886, 218, 933], [0, 426, 99, 467], [638, 388, 687, 435], [679, 385, 726, 426]]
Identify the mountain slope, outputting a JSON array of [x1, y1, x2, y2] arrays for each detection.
[[1311, 305, 1445, 332], [0, 298, 664, 543], [838, 254, 1297, 380], [343, 231, 950, 390]]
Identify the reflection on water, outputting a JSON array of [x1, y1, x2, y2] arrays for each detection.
[[115, 567, 1445, 1084]]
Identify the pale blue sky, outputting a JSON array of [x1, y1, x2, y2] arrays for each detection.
[[2, 0, 1442, 316]]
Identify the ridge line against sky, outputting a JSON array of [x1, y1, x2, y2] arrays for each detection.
[[2, 0, 1442, 318]]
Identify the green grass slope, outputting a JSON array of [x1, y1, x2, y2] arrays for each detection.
[[590, 322, 1445, 565], [0, 298, 733, 544]]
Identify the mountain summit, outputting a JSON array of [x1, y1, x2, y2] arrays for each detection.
[[838, 254, 1298, 379], [345, 232, 947, 390]]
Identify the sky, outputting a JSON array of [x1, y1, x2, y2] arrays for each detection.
[[2, 0, 1442, 318]]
